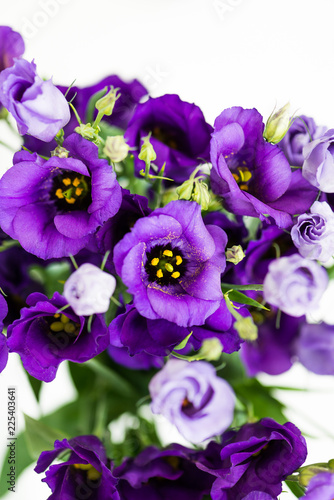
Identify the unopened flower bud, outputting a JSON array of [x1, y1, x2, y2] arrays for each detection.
[[95, 87, 120, 117], [264, 102, 291, 144], [176, 179, 194, 201], [226, 245, 245, 265], [299, 466, 330, 487], [234, 316, 258, 341], [198, 338, 223, 361], [192, 180, 210, 210], [51, 146, 69, 158], [103, 135, 129, 162], [138, 134, 156, 163], [75, 123, 102, 145]]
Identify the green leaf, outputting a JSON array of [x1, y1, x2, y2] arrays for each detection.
[[173, 332, 193, 351], [24, 414, 69, 460], [26, 373, 43, 402], [85, 359, 137, 398], [0, 433, 33, 498], [221, 283, 263, 292], [98, 121, 124, 141], [222, 288, 269, 311], [285, 480, 305, 498], [29, 261, 71, 297]]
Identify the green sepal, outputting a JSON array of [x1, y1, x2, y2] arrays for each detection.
[[285, 480, 306, 498], [222, 288, 269, 311], [173, 332, 192, 351]]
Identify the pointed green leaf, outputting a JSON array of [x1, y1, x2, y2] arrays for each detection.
[[173, 332, 193, 351], [24, 414, 69, 460]]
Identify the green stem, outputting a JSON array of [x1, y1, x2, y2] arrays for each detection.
[[85, 358, 136, 398]]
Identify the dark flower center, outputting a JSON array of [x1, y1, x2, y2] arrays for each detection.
[[47, 313, 80, 337], [231, 165, 252, 191], [72, 463, 101, 482], [52, 172, 92, 212], [152, 126, 180, 150], [145, 244, 187, 286]]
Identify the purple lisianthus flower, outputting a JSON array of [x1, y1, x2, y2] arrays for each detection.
[[303, 471, 334, 499], [125, 94, 213, 183], [197, 418, 307, 499], [302, 129, 334, 192], [242, 493, 276, 500], [63, 263, 116, 316], [291, 201, 334, 263], [35, 435, 119, 500], [263, 254, 328, 317], [0, 133, 122, 259], [240, 310, 304, 376], [108, 344, 164, 370], [149, 358, 235, 443], [113, 200, 227, 327], [6, 292, 109, 382], [296, 322, 334, 375], [279, 115, 326, 167], [210, 107, 318, 228], [0, 26, 25, 72], [113, 444, 214, 500], [0, 59, 70, 141]]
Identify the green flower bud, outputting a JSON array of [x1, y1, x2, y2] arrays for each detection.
[[103, 135, 129, 163], [95, 87, 120, 116], [234, 316, 258, 341], [226, 245, 245, 265], [264, 102, 291, 144], [197, 338, 223, 361], [75, 123, 102, 145], [192, 180, 211, 210], [176, 179, 194, 201], [51, 146, 69, 158], [138, 134, 157, 163], [0, 107, 9, 120], [299, 466, 331, 487]]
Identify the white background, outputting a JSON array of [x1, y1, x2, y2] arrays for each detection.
[[1, 0, 334, 498]]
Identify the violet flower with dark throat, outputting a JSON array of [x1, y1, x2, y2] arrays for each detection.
[[113, 200, 227, 327]]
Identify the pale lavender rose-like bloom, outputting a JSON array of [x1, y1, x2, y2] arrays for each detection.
[[63, 263, 116, 316], [263, 254, 328, 317], [302, 129, 334, 192], [291, 201, 334, 263], [149, 358, 235, 443], [296, 322, 334, 375], [303, 472, 334, 499], [0, 59, 70, 141]]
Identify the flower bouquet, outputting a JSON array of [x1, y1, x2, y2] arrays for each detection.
[[1, 25, 334, 500]]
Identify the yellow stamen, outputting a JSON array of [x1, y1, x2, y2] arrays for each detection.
[[62, 178, 71, 186], [60, 314, 70, 324], [50, 321, 64, 332], [75, 187, 83, 196], [55, 188, 64, 199], [175, 255, 182, 266], [65, 197, 76, 204], [156, 269, 163, 278], [151, 258, 159, 266], [171, 271, 180, 279], [163, 249, 173, 257], [64, 323, 76, 334], [73, 464, 101, 481], [232, 173, 239, 182], [72, 177, 81, 187], [238, 167, 252, 183], [54, 313, 60, 318], [239, 184, 249, 191], [165, 263, 174, 272]]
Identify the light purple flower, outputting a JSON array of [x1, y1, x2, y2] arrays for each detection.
[[0, 26, 25, 73], [291, 201, 334, 263], [303, 471, 334, 499], [263, 254, 328, 317], [63, 263, 116, 316], [0, 59, 70, 141], [302, 129, 334, 192], [149, 358, 235, 443], [296, 322, 334, 375]]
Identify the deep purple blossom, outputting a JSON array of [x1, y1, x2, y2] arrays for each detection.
[[6, 292, 109, 382], [242, 493, 276, 500], [0, 59, 70, 141], [108, 344, 164, 370], [113, 444, 214, 500], [303, 471, 334, 499], [149, 358, 235, 443], [263, 254, 328, 317], [302, 129, 334, 192], [196, 418, 307, 500], [0, 26, 25, 73], [0, 293, 8, 372], [63, 263, 116, 316], [240, 310, 304, 376], [125, 94, 213, 183], [0, 133, 122, 259], [279, 115, 326, 167], [35, 435, 119, 500], [113, 200, 227, 327], [291, 201, 334, 263], [210, 107, 318, 228], [296, 322, 334, 375]]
